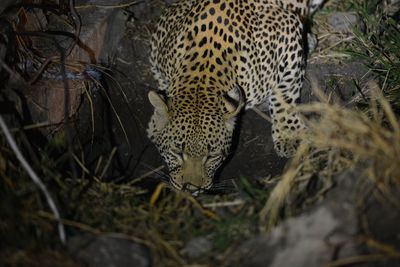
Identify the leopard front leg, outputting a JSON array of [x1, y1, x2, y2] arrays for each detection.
[[268, 72, 306, 158]]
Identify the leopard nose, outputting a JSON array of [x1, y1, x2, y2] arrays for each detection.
[[182, 182, 200, 193], [182, 183, 204, 196]]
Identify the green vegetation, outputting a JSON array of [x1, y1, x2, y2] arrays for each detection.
[[347, 0, 400, 111]]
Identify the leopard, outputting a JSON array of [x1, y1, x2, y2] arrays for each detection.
[[147, 0, 324, 194]]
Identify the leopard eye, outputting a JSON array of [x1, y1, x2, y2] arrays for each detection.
[[170, 149, 184, 162], [206, 153, 223, 165]]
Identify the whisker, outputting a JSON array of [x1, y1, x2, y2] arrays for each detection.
[[211, 183, 233, 188], [212, 179, 235, 188], [156, 175, 170, 183], [127, 163, 170, 186], [138, 163, 168, 178], [208, 179, 237, 193]]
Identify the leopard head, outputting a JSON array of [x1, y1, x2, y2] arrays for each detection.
[[147, 88, 244, 194]]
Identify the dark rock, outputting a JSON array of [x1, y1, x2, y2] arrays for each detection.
[[0, 0, 16, 13], [230, 171, 360, 267], [361, 184, 400, 267], [69, 235, 151, 267], [235, 206, 356, 267], [328, 12, 359, 32], [303, 61, 370, 104], [181, 236, 212, 258]]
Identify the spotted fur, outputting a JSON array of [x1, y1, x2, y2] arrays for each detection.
[[147, 0, 323, 193]]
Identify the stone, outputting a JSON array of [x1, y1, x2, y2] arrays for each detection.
[[69, 235, 151, 267], [230, 171, 360, 267], [328, 12, 359, 32], [181, 236, 212, 258], [0, 0, 16, 13]]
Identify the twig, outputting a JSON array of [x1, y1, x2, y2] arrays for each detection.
[[69, 0, 82, 54], [75, 0, 142, 9], [94, 156, 103, 176], [184, 194, 221, 221], [82, 84, 95, 147], [16, 31, 80, 179], [203, 199, 245, 208], [99, 147, 118, 180], [324, 254, 393, 267], [252, 106, 272, 123], [38, 210, 148, 246], [0, 58, 27, 83], [90, 77, 131, 147], [127, 165, 165, 185], [362, 237, 400, 258], [10, 121, 53, 133], [56, 32, 78, 180], [150, 182, 165, 206], [28, 56, 55, 84], [0, 115, 66, 244], [72, 153, 93, 177]]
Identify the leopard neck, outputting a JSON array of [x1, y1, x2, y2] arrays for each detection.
[[167, 78, 228, 118], [270, 0, 310, 17]]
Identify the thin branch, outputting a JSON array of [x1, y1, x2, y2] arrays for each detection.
[[0, 58, 27, 83], [38, 210, 148, 246], [0, 115, 66, 244], [75, 0, 143, 9], [127, 165, 165, 185], [99, 147, 118, 180], [16, 30, 79, 179], [252, 106, 272, 123]]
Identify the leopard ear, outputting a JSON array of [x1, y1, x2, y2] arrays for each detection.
[[147, 91, 170, 138], [222, 86, 245, 121], [309, 0, 325, 15], [148, 91, 169, 117]]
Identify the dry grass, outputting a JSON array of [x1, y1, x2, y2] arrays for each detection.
[[261, 80, 400, 226]]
